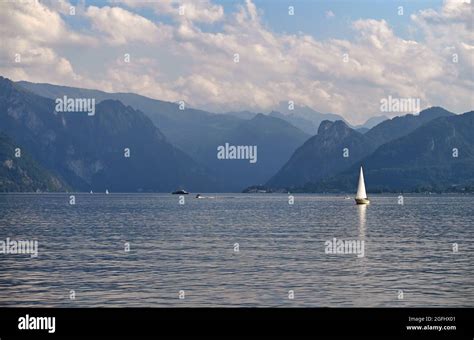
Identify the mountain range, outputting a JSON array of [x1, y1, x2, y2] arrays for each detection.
[[1, 77, 217, 192], [17, 80, 312, 191], [266, 107, 474, 193], [1, 76, 473, 193], [268, 103, 388, 135], [317, 111, 474, 193]]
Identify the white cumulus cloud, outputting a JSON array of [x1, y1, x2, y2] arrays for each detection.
[[0, 0, 472, 124]]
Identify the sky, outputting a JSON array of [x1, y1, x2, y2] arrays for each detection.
[[0, 0, 472, 124]]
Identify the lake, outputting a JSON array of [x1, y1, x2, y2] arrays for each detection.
[[0, 193, 472, 307]]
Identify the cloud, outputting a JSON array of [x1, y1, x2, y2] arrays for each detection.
[[409, 0, 473, 109], [325, 10, 335, 18], [40, 0, 76, 15], [118, 0, 224, 24], [0, 0, 472, 123], [129, 0, 470, 121], [85, 6, 172, 45], [0, 0, 96, 84], [0, 0, 94, 45]]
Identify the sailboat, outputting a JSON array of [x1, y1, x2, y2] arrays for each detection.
[[355, 166, 370, 205], [105, 189, 109, 195]]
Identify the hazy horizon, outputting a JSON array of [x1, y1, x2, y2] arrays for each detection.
[[10, 76, 469, 126]]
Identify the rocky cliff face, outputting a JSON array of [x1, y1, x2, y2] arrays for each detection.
[[266, 120, 377, 188], [0, 133, 68, 192]]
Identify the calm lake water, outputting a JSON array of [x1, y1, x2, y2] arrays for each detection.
[[0, 193, 472, 307]]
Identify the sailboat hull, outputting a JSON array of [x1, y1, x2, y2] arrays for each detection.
[[355, 198, 370, 205]]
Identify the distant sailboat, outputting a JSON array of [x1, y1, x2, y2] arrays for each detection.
[[105, 189, 109, 195], [355, 166, 370, 205]]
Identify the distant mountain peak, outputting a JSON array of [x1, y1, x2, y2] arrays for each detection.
[[317, 120, 350, 136], [0, 75, 14, 89], [418, 106, 454, 117]]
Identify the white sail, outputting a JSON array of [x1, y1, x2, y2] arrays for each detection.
[[356, 166, 367, 199]]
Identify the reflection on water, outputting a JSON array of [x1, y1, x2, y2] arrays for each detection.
[[0, 193, 473, 307], [355, 204, 368, 284], [357, 204, 367, 239]]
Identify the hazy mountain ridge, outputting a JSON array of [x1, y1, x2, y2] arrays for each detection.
[[270, 103, 388, 135], [1, 77, 218, 192], [8, 78, 472, 193], [365, 107, 454, 145], [16, 80, 309, 191], [325, 110, 474, 192], [353, 115, 389, 130], [207, 113, 310, 190], [17, 80, 245, 152], [266, 109, 474, 193]]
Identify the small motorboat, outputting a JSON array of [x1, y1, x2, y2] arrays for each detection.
[[172, 189, 189, 195], [195, 193, 215, 199]]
